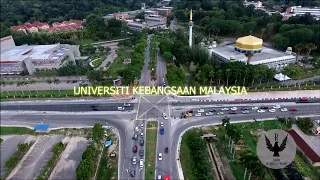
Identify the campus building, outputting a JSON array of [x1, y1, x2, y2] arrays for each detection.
[[0, 36, 81, 75], [206, 35, 296, 71], [286, 6, 320, 17]]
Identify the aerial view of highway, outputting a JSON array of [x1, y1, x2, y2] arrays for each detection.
[[1, 1, 320, 180]]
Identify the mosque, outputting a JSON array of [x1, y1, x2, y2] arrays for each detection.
[[187, 10, 296, 71]]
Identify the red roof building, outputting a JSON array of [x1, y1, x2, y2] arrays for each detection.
[[286, 129, 320, 166]]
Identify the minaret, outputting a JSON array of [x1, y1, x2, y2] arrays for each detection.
[[188, 9, 193, 48]]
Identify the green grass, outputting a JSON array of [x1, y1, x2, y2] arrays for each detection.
[[0, 127, 35, 135], [75, 38, 96, 45], [291, 69, 319, 80], [92, 57, 104, 68], [107, 50, 131, 77], [145, 121, 158, 180], [241, 130, 257, 153], [179, 136, 194, 180], [96, 147, 117, 180], [294, 151, 320, 180], [1, 89, 111, 100]]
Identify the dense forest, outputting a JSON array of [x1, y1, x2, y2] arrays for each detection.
[[172, 0, 320, 53]]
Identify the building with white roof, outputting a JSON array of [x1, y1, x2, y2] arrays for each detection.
[[0, 36, 81, 75], [206, 35, 296, 71], [286, 6, 320, 17]]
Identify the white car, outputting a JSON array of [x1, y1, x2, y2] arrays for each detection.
[[195, 113, 202, 117], [158, 153, 162, 161], [162, 113, 168, 120], [252, 107, 259, 110], [273, 105, 281, 109], [257, 109, 265, 113], [197, 109, 204, 113], [269, 109, 276, 113], [242, 110, 250, 114], [141, 132, 144, 137], [205, 112, 214, 116], [160, 122, 164, 127], [135, 127, 139, 132], [140, 159, 144, 168], [158, 175, 162, 180], [281, 108, 288, 112], [132, 157, 137, 165], [231, 107, 237, 111], [124, 104, 131, 107], [221, 108, 229, 111], [141, 124, 144, 128], [118, 107, 124, 111]]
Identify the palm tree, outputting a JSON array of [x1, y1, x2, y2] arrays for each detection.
[[209, 70, 214, 86], [46, 79, 53, 96], [222, 116, 230, 127], [260, 28, 266, 39], [242, 69, 249, 86], [216, 70, 223, 85], [239, 150, 265, 180], [305, 43, 317, 62], [294, 43, 305, 63], [225, 69, 231, 86], [245, 51, 254, 65], [16, 82, 25, 96]]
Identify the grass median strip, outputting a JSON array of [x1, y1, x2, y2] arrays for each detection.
[[0, 127, 35, 135], [145, 121, 158, 180], [36, 141, 66, 180], [2, 142, 34, 179]]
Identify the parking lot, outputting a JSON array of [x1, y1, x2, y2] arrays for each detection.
[[7, 135, 64, 180], [0, 135, 31, 177], [49, 137, 88, 180]]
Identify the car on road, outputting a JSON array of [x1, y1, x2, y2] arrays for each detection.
[[273, 105, 281, 109], [221, 108, 229, 111], [290, 108, 297, 111], [140, 159, 144, 168], [132, 156, 137, 165], [160, 128, 164, 135], [257, 109, 265, 113], [269, 109, 276, 113], [135, 127, 139, 132], [187, 110, 193, 113], [91, 105, 99, 111], [158, 175, 162, 180], [130, 170, 135, 177], [229, 111, 237, 114], [195, 113, 202, 117], [117, 107, 124, 111], [141, 132, 144, 137], [205, 112, 214, 116], [165, 147, 168, 153], [139, 150, 144, 157], [241, 107, 249, 110], [158, 153, 163, 160], [217, 112, 224, 115], [252, 107, 259, 110], [281, 108, 288, 112], [140, 139, 144, 146], [133, 146, 138, 153], [231, 107, 237, 111], [124, 103, 131, 107], [197, 109, 204, 113], [162, 113, 168, 120], [141, 124, 144, 128], [260, 106, 268, 109], [132, 134, 138, 140], [209, 109, 216, 112], [160, 122, 164, 127], [242, 110, 250, 114]]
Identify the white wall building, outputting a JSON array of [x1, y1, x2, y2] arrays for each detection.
[[0, 36, 80, 75], [286, 6, 320, 17]]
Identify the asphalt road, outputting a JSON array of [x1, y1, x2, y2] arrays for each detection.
[[168, 104, 320, 180], [0, 135, 29, 177], [156, 50, 167, 86]]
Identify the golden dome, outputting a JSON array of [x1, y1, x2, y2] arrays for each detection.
[[235, 35, 263, 50]]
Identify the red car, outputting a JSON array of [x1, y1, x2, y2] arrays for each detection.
[[164, 175, 170, 180], [290, 108, 297, 111], [165, 147, 168, 153], [133, 146, 137, 153]]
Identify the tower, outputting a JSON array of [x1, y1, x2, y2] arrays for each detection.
[[188, 9, 193, 48]]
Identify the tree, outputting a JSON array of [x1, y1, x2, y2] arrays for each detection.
[[239, 150, 265, 180], [92, 123, 104, 144], [216, 70, 223, 85], [167, 67, 187, 86], [305, 43, 317, 59], [46, 79, 53, 90], [222, 116, 230, 127], [294, 43, 305, 63], [225, 68, 231, 86], [245, 51, 254, 65], [297, 117, 314, 134], [53, 78, 60, 84], [163, 51, 173, 62], [209, 70, 214, 86], [86, 70, 104, 83]]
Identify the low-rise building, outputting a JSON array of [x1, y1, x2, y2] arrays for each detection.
[[0, 36, 81, 75], [286, 6, 320, 17]]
